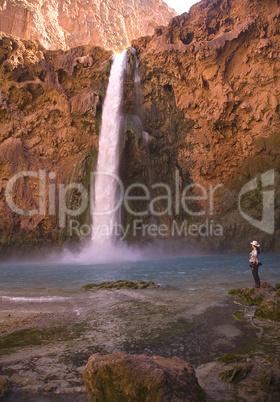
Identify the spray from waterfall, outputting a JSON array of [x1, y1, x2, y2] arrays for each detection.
[[60, 48, 141, 263], [59, 49, 152, 264], [91, 49, 127, 244]]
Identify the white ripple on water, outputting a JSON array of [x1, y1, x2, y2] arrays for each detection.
[[1, 296, 72, 302]]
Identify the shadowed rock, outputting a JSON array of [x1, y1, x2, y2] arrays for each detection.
[[229, 282, 280, 322], [0, 378, 8, 398], [83, 352, 206, 402]]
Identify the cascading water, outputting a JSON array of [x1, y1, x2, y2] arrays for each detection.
[[91, 49, 127, 244], [62, 48, 143, 263]]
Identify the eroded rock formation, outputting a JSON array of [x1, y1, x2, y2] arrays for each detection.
[[0, 32, 112, 252], [124, 0, 280, 251], [0, 0, 176, 52]]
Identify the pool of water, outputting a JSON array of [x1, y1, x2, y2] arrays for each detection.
[[0, 253, 278, 298]]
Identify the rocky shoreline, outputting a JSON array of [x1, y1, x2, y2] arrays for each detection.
[[0, 281, 279, 400]]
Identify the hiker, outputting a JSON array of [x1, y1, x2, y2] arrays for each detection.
[[249, 240, 261, 288]]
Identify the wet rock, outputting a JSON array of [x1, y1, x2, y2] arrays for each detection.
[[216, 354, 246, 364], [229, 282, 275, 306], [0, 377, 8, 397], [82, 280, 158, 290], [255, 298, 280, 322], [232, 309, 246, 321], [218, 364, 253, 384], [229, 282, 280, 322], [83, 352, 206, 401], [217, 355, 280, 399]]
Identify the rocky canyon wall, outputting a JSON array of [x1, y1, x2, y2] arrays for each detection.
[[1, 0, 280, 255], [121, 0, 280, 252], [0, 0, 176, 52], [0, 32, 112, 253]]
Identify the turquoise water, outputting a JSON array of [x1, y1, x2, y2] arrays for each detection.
[[0, 253, 278, 297]]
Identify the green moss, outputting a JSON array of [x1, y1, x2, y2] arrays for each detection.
[[82, 280, 158, 290], [0, 323, 88, 356], [265, 132, 280, 151], [232, 309, 246, 321], [254, 136, 266, 151], [275, 283, 280, 290], [217, 353, 245, 364], [218, 364, 252, 384], [95, 104, 102, 136], [228, 288, 264, 306], [241, 156, 271, 178], [123, 316, 198, 353], [228, 289, 241, 297], [218, 368, 235, 382], [254, 301, 280, 322], [245, 389, 259, 396], [101, 59, 112, 75]]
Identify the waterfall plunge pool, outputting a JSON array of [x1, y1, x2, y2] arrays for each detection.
[[0, 252, 278, 298]]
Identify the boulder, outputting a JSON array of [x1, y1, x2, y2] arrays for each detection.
[[0, 377, 8, 397], [83, 352, 205, 402], [229, 282, 280, 322]]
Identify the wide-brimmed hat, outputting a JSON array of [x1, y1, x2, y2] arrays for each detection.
[[250, 240, 260, 247]]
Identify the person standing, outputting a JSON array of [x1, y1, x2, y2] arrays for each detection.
[[249, 240, 261, 288]]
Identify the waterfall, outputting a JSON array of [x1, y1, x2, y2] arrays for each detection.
[[61, 48, 148, 263], [91, 49, 127, 244]]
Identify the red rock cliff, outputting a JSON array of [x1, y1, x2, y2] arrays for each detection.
[[1, 0, 280, 255], [0, 32, 112, 253], [124, 0, 280, 251], [0, 0, 176, 52]]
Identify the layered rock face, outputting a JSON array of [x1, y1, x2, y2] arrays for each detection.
[[0, 0, 176, 52], [124, 0, 280, 251]]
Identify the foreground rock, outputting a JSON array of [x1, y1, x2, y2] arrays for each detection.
[[228, 282, 280, 322], [0, 377, 8, 398], [82, 280, 158, 290], [197, 353, 280, 401], [83, 353, 205, 401]]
